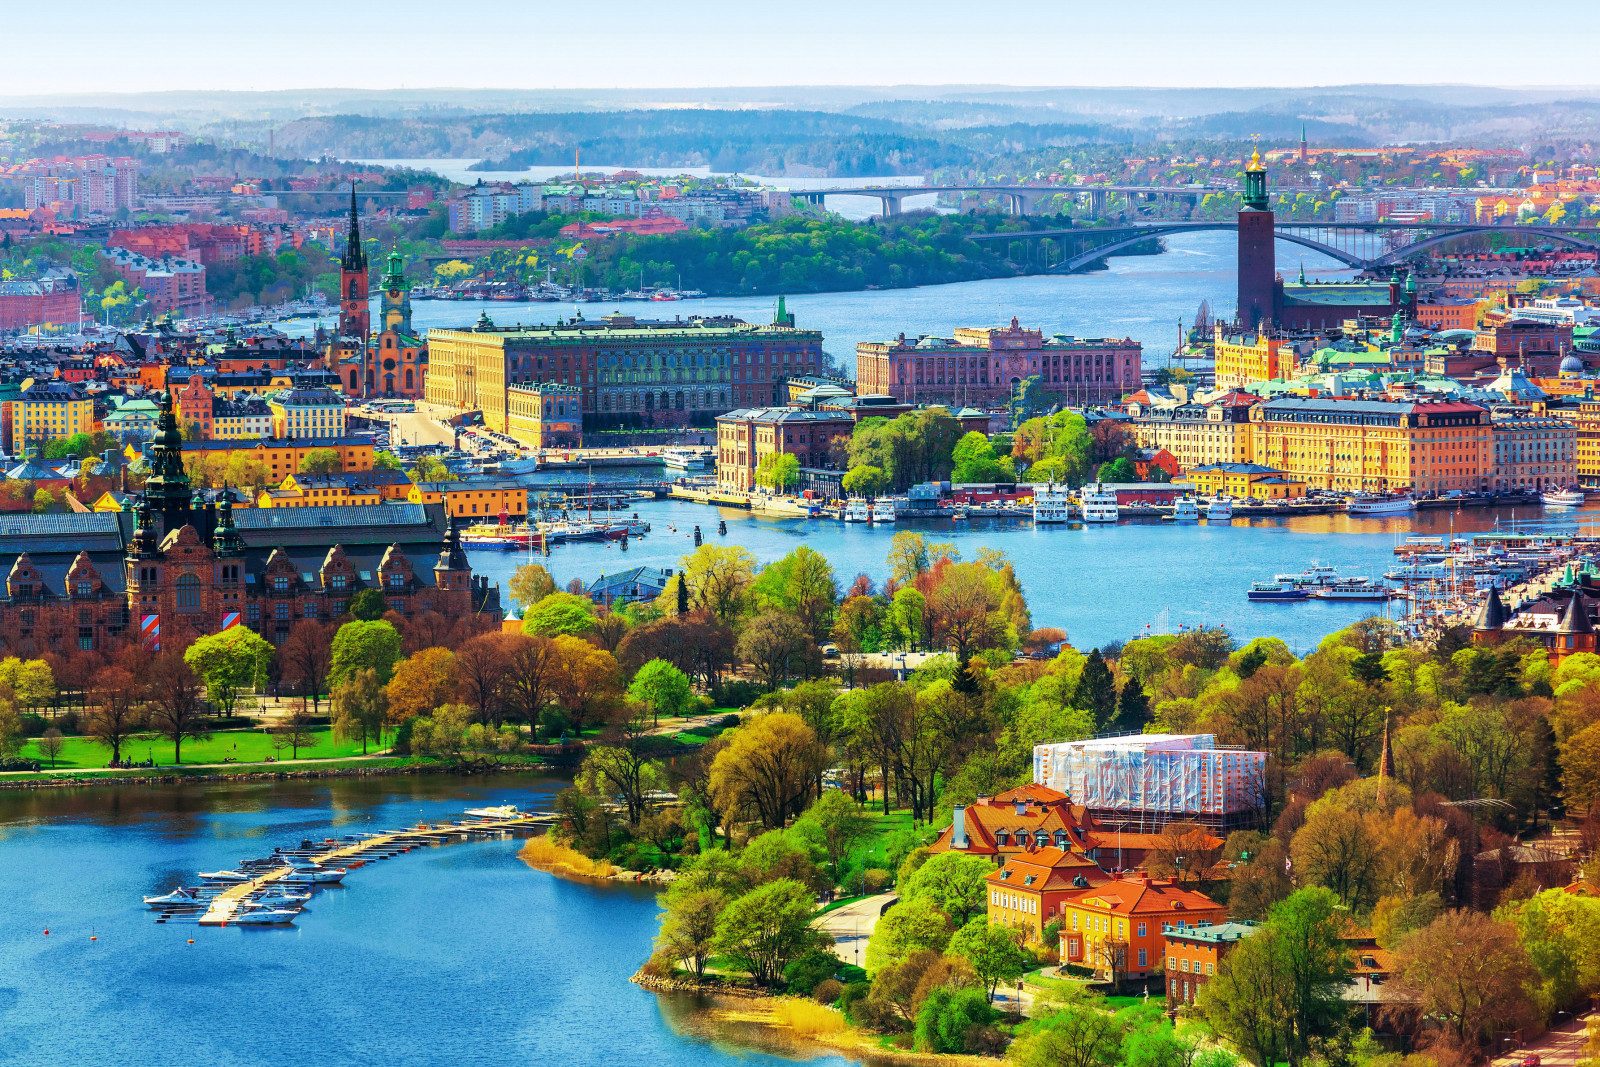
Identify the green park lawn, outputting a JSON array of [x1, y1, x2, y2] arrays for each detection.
[[23, 727, 375, 770]]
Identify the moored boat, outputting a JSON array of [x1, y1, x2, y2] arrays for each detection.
[[1079, 483, 1118, 523], [1347, 493, 1416, 515], [198, 870, 250, 882], [1542, 486, 1585, 507], [1248, 579, 1309, 601], [280, 865, 347, 884], [144, 887, 205, 907], [1167, 495, 1200, 522], [1309, 580, 1394, 601], [1033, 483, 1071, 524], [870, 499, 897, 524], [230, 906, 299, 925], [1206, 496, 1233, 521], [843, 499, 871, 523]]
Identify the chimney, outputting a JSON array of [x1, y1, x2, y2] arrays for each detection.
[[951, 807, 967, 850], [1015, 800, 1027, 816]]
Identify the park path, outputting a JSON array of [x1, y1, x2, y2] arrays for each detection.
[[815, 892, 896, 971]]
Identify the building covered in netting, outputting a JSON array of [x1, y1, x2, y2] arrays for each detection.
[[1033, 734, 1267, 832]]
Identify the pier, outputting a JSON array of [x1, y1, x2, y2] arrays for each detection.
[[194, 812, 554, 926]]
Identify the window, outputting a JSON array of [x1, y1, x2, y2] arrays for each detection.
[[274, 604, 290, 621], [1181, 959, 1190, 972], [329, 573, 348, 591], [1205, 962, 1214, 975], [176, 574, 201, 610], [387, 571, 404, 588], [273, 574, 289, 593], [76, 580, 92, 597], [1137, 922, 1147, 937], [1138, 949, 1147, 967]]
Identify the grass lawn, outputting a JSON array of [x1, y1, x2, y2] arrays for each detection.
[[845, 809, 928, 877], [0, 755, 430, 783], [23, 727, 374, 770]]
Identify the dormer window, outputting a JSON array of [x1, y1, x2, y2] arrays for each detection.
[[1034, 831, 1049, 848], [12, 585, 29, 599], [386, 572, 404, 588], [330, 574, 348, 590], [75, 581, 92, 597], [995, 831, 1009, 847], [1054, 831, 1068, 848], [1000, 869, 1012, 880], [272, 574, 289, 592]]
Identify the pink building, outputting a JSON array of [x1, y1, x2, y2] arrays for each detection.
[[101, 248, 209, 317]]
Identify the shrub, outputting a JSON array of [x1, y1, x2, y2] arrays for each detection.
[[813, 978, 844, 1004], [837, 980, 873, 1021], [56, 711, 81, 735], [771, 997, 846, 1037], [0, 757, 41, 772], [913, 986, 998, 1054], [713, 680, 765, 707], [390, 714, 422, 755], [20, 713, 47, 737], [784, 949, 842, 995]]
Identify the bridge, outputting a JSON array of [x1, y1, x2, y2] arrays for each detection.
[[787, 184, 1229, 218], [965, 220, 1600, 273]]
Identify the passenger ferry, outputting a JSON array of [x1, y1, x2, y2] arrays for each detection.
[[1347, 493, 1416, 515], [870, 499, 897, 524], [1079, 483, 1119, 523], [1206, 496, 1233, 521], [1309, 579, 1393, 601], [1542, 486, 1585, 507], [1247, 579, 1310, 601], [1167, 495, 1200, 522], [843, 499, 871, 523], [1032, 483, 1072, 524], [661, 448, 711, 471]]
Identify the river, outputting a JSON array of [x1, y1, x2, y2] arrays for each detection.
[[0, 775, 866, 1067]]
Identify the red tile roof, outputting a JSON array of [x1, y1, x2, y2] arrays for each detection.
[[984, 847, 1112, 892], [1068, 877, 1224, 916]]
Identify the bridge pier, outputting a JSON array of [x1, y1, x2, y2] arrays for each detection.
[[879, 193, 902, 217], [1006, 192, 1033, 216], [1089, 189, 1108, 219]]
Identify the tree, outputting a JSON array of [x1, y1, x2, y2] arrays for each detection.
[[795, 789, 872, 885], [887, 531, 933, 585], [737, 608, 812, 693], [184, 627, 273, 717], [751, 545, 838, 644], [1074, 648, 1117, 727], [545, 635, 622, 736], [580, 728, 667, 827], [1561, 722, 1600, 811], [682, 544, 757, 621], [755, 451, 800, 491], [899, 851, 992, 926], [408, 454, 456, 483], [38, 727, 64, 768], [521, 592, 596, 638], [842, 464, 888, 498], [279, 621, 333, 715], [1289, 805, 1380, 910], [502, 634, 556, 733], [712, 878, 830, 986], [329, 620, 403, 685], [927, 562, 1011, 663], [948, 917, 1029, 1001], [1198, 931, 1293, 1067], [384, 646, 459, 721], [1096, 456, 1138, 482], [708, 711, 825, 830], [1009, 989, 1126, 1067], [950, 431, 1015, 484], [628, 659, 692, 728], [1145, 821, 1223, 884], [331, 668, 388, 753], [145, 651, 208, 764], [86, 666, 145, 765], [1388, 909, 1537, 1052], [281, 704, 319, 759], [914, 985, 998, 1054], [455, 633, 512, 726], [373, 451, 403, 471], [656, 887, 727, 980], [409, 703, 474, 760], [508, 562, 557, 609], [865, 896, 952, 972], [348, 588, 387, 621], [299, 448, 341, 475], [1269, 887, 1354, 1066]]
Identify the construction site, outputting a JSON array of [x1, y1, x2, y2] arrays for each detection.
[[1032, 734, 1269, 832]]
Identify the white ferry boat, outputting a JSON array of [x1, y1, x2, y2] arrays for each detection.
[[1168, 495, 1200, 522], [1206, 496, 1233, 521], [1347, 493, 1416, 515], [870, 499, 897, 524], [1542, 486, 1585, 507], [1309, 579, 1392, 601], [843, 499, 871, 523], [661, 448, 711, 471], [1033, 483, 1071, 524], [1079, 483, 1118, 523]]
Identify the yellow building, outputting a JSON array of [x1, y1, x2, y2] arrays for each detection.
[[407, 478, 529, 519], [1130, 394, 1257, 469], [1175, 462, 1306, 499], [127, 438, 377, 484], [268, 386, 347, 440], [255, 470, 413, 508], [1571, 401, 1600, 488], [1251, 396, 1493, 494], [12, 380, 93, 454], [211, 396, 273, 440], [1214, 331, 1291, 389], [507, 382, 582, 450]]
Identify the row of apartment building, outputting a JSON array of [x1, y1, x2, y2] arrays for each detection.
[[444, 181, 784, 233]]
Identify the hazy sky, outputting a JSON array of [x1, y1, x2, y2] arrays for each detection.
[[6, 0, 1598, 95]]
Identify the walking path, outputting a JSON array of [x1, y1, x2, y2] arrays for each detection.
[[815, 893, 896, 971]]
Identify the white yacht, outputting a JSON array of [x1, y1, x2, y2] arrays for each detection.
[[1033, 483, 1071, 524], [843, 499, 871, 523], [661, 448, 711, 471], [144, 887, 205, 907], [198, 870, 251, 882], [870, 499, 897, 524], [230, 906, 299, 925], [1542, 486, 1585, 507], [1168, 495, 1201, 522], [1347, 493, 1416, 515], [1079, 483, 1119, 523], [280, 865, 347, 884], [1206, 496, 1233, 521]]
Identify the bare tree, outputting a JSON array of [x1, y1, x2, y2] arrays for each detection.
[[455, 632, 511, 727], [86, 666, 146, 765], [279, 621, 333, 716], [145, 651, 209, 764]]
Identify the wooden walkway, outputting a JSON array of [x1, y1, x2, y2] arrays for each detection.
[[197, 814, 553, 925]]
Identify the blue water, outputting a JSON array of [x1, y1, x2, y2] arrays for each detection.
[[0, 776, 862, 1067], [469, 498, 1587, 654]]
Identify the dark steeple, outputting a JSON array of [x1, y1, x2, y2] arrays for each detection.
[[440, 512, 470, 571], [1558, 593, 1592, 635], [341, 185, 367, 274], [212, 487, 244, 556], [1472, 587, 1507, 631], [142, 390, 193, 534]]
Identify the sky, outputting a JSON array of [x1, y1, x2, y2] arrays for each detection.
[[4, 0, 1599, 96]]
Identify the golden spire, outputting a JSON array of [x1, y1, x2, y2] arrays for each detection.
[[1247, 148, 1264, 171]]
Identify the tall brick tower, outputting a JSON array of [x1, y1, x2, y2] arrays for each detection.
[[1237, 149, 1276, 329], [339, 186, 369, 338]]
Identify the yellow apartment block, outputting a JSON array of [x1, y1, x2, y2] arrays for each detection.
[[1214, 332, 1289, 389], [1131, 399, 1255, 469], [408, 479, 529, 519], [1176, 462, 1306, 499]]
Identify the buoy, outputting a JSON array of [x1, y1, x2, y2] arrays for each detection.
[[90, 936, 97, 941], [42, 929, 48, 935], [187, 939, 194, 944]]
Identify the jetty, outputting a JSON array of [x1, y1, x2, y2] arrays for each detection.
[[192, 812, 554, 926]]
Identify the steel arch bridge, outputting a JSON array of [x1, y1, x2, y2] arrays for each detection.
[[969, 221, 1600, 274]]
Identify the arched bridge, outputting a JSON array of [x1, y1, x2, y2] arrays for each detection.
[[787, 183, 1228, 219], [966, 221, 1600, 273]]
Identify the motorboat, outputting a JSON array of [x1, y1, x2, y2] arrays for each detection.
[[661, 448, 711, 471], [1542, 486, 1585, 507], [1347, 493, 1416, 515], [1032, 483, 1071, 524], [280, 865, 347, 884], [1167, 495, 1200, 522], [843, 499, 871, 523], [466, 805, 522, 819], [870, 499, 897, 524], [1206, 496, 1233, 521], [250, 888, 311, 904], [1277, 564, 1340, 588], [198, 870, 251, 882], [230, 906, 299, 925], [1247, 580, 1309, 601], [144, 887, 205, 907], [1078, 483, 1118, 523]]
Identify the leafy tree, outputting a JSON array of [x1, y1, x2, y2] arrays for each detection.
[[373, 451, 403, 471], [900, 851, 992, 926], [950, 431, 1016, 483], [1289, 806, 1380, 910], [914, 985, 997, 1054], [409, 703, 474, 760], [521, 592, 596, 638], [384, 646, 460, 721], [331, 668, 389, 753], [329, 620, 403, 685], [580, 736, 667, 826], [948, 917, 1029, 1001], [755, 451, 800, 491], [737, 608, 813, 692], [298, 448, 341, 475], [708, 711, 824, 830], [627, 658, 692, 728], [750, 545, 838, 643], [1010, 988, 1125, 1067], [408, 454, 456, 483], [712, 878, 830, 986], [545, 634, 623, 736], [184, 626, 273, 717], [865, 896, 953, 972], [794, 789, 872, 884], [655, 887, 727, 980], [348, 588, 387, 621], [1269, 887, 1354, 1065], [508, 562, 557, 610], [454, 632, 512, 727], [1096, 456, 1138, 482], [280, 703, 320, 759], [842, 464, 888, 497], [681, 544, 757, 621], [1388, 909, 1538, 1052]]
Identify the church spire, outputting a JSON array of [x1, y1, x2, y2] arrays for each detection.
[[341, 184, 367, 274]]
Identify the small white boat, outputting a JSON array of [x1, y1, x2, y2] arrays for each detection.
[[144, 887, 204, 907], [1168, 495, 1200, 522], [230, 906, 299, 925], [843, 499, 871, 523], [1542, 486, 1585, 507], [661, 448, 711, 471], [198, 870, 251, 882], [281, 865, 347, 884], [871, 499, 897, 524], [250, 889, 311, 904], [1079, 483, 1118, 523], [465, 805, 521, 819], [1206, 496, 1233, 521], [1347, 493, 1416, 515], [1033, 483, 1071, 524]]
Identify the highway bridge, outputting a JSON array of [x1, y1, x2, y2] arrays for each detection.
[[786, 183, 1228, 217]]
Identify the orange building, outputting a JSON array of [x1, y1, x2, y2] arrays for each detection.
[[407, 478, 529, 519], [984, 848, 1113, 942], [1057, 877, 1227, 986], [1164, 921, 1260, 1009], [1414, 298, 1478, 332], [175, 374, 215, 438], [928, 785, 1098, 863]]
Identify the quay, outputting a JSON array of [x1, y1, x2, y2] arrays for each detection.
[[196, 812, 554, 926]]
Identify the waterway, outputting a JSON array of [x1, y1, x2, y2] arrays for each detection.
[[468, 497, 1591, 654], [0, 775, 868, 1067]]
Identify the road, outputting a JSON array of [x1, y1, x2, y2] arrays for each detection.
[[1492, 1013, 1595, 1067], [815, 892, 896, 971]]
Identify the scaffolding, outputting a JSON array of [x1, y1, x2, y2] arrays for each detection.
[[1033, 734, 1268, 832]]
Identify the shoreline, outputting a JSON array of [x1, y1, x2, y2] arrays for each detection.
[[0, 758, 556, 792]]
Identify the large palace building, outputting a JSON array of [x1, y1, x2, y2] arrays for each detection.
[[0, 394, 499, 656], [424, 302, 823, 433], [855, 318, 1142, 407]]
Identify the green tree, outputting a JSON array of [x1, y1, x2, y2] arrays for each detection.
[[914, 985, 997, 1054], [373, 451, 403, 471], [794, 789, 872, 884], [842, 464, 888, 497], [948, 917, 1029, 1001], [755, 451, 801, 491], [899, 851, 992, 926], [299, 448, 341, 475], [1073, 648, 1118, 727], [331, 668, 389, 754], [950, 431, 1016, 483], [521, 592, 596, 638], [865, 896, 952, 972], [183, 626, 274, 718], [627, 658, 692, 728], [712, 878, 830, 986], [1096, 456, 1138, 483], [348, 588, 387, 621], [509, 562, 557, 610], [329, 620, 403, 685], [656, 887, 727, 980], [408, 454, 457, 483]]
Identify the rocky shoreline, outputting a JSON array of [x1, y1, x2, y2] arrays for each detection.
[[630, 970, 768, 998]]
